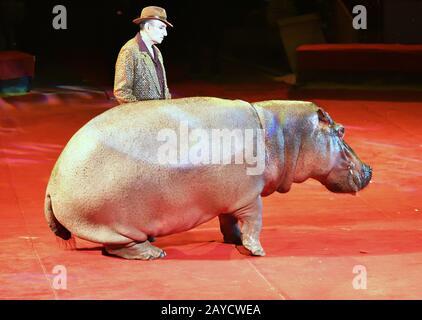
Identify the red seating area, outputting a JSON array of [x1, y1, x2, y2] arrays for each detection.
[[0, 51, 35, 81], [296, 44, 422, 83]]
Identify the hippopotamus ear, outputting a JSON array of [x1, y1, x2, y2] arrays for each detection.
[[317, 108, 345, 138], [317, 108, 334, 125]]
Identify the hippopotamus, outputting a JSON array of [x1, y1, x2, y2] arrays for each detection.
[[44, 97, 372, 260]]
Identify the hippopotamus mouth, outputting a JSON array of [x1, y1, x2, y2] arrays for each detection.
[[325, 138, 372, 193], [347, 162, 372, 191], [341, 139, 372, 191]]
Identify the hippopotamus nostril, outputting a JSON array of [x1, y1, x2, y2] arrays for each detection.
[[364, 164, 372, 176], [360, 164, 372, 188]]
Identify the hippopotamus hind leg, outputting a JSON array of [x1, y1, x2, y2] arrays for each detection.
[[102, 240, 166, 260], [218, 214, 242, 245], [234, 196, 265, 256]]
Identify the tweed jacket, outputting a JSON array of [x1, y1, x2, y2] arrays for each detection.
[[114, 34, 171, 104]]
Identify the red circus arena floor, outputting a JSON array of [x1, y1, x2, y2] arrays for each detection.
[[0, 81, 421, 300]]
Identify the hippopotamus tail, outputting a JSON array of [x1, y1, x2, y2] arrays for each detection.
[[44, 193, 72, 241]]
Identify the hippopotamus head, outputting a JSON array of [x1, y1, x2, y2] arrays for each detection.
[[258, 101, 372, 195], [305, 107, 372, 193]]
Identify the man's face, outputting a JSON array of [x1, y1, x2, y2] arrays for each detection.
[[145, 20, 168, 44]]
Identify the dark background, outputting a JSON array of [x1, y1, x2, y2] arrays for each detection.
[[1, 0, 422, 86]]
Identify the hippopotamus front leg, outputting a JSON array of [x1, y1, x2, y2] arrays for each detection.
[[102, 240, 166, 260], [234, 196, 265, 256], [218, 214, 242, 245]]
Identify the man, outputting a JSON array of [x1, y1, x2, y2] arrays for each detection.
[[114, 6, 172, 104]]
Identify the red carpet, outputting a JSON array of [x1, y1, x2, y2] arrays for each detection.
[[1, 83, 421, 299], [0, 51, 35, 80]]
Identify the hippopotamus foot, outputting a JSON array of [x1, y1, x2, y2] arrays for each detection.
[[241, 236, 266, 256], [218, 214, 242, 245], [102, 240, 166, 260], [235, 196, 266, 257]]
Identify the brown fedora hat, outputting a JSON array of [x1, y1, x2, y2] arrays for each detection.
[[132, 6, 173, 27]]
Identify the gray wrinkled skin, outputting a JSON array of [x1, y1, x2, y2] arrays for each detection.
[[45, 97, 372, 260]]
